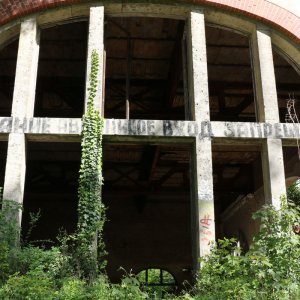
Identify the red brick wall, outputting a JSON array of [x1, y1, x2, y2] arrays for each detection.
[[0, 0, 299, 43], [185, 0, 300, 43]]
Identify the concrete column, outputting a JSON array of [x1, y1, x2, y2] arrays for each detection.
[[187, 9, 210, 122], [251, 26, 286, 208], [85, 6, 105, 114], [191, 137, 215, 259], [261, 139, 286, 210], [11, 18, 40, 118], [251, 26, 279, 123], [3, 134, 26, 225], [3, 18, 39, 226], [187, 9, 215, 266]]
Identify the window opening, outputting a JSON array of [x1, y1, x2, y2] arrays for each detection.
[[102, 143, 192, 286], [0, 39, 19, 116], [285, 97, 300, 159], [272, 47, 300, 123], [137, 268, 177, 297], [22, 142, 80, 244], [213, 144, 263, 247], [283, 146, 300, 188], [34, 21, 88, 118], [105, 17, 186, 120], [206, 26, 257, 122], [283, 146, 300, 235]]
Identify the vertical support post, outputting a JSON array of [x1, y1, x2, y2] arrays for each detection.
[[191, 137, 215, 258], [11, 18, 40, 118], [3, 17, 40, 227], [251, 26, 279, 123], [3, 134, 26, 225], [187, 9, 215, 269], [261, 139, 286, 210], [84, 6, 105, 262], [85, 6, 105, 115], [187, 10, 210, 122], [251, 26, 286, 209]]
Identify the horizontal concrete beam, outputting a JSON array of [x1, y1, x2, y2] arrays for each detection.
[[211, 121, 300, 140], [0, 117, 299, 141], [0, 117, 81, 135]]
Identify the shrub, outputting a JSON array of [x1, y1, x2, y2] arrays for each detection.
[[1, 202, 300, 299], [287, 180, 300, 207], [0, 199, 22, 284], [191, 200, 300, 300], [0, 269, 55, 300]]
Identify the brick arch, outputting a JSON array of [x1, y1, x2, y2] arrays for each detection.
[[0, 0, 299, 43]]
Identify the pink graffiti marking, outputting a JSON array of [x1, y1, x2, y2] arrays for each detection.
[[200, 215, 212, 229]]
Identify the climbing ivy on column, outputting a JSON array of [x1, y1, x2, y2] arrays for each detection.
[[77, 50, 105, 265]]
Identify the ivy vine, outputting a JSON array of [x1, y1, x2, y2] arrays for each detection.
[[77, 49, 106, 266]]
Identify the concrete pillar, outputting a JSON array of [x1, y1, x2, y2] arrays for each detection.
[[251, 26, 279, 123], [187, 9, 215, 266], [85, 6, 105, 114], [3, 17, 39, 226], [187, 9, 210, 122], [252, 26, 286, 208], [191, 137, 215, 259], [11, 18, 40, 118], [261, 139, 286, 210], [3, 134, 26, 225]]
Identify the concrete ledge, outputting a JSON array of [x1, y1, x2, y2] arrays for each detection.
[[0, 117, 299, 141]]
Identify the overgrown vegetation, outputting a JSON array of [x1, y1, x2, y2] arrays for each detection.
[[76, 49, 106, 279], [190, 199, 300, 300], [0, 51, 300, 299], [1, 196, 299, 299], [287, 180, 300, 207]]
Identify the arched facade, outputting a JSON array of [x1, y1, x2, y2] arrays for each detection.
[[0, 0, 299, 286]]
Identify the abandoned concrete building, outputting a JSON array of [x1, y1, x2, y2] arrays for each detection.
[[0, 0, 299, 288]]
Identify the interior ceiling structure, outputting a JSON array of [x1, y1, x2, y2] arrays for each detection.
[[0, 18, 299, 120], [103, 143, 262, 214], [35, 21, 88, 118], [21, 141, 262, 241], [105, 17, 185, 120], [0, 18, 298, 121], [103, 144, 190, 193]]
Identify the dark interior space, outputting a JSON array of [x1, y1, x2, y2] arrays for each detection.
[[21, 142, 81, 243], [34, 21, 88, 118], [0, 39, 19, 116], [283, 146, 300, 186], [0, 141, 8, 190], [206, 26, 256, 122], [213, 144, 262, 211], [272, 48, 300, 123], [102, 143, 193, 287], [105, 17, 186, 120], [212, 144, 263, 246]]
